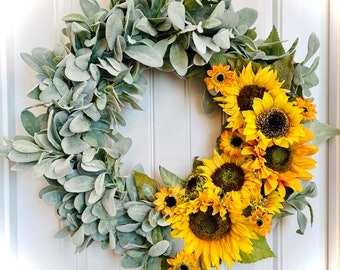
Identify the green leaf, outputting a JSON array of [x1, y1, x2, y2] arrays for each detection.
[[236, 7, 258, 28], [213, 29, 231, 50], [64, 175, 95, 192], [136, 17, 158, 36], [80, 0, 101, 18], [202, 89, 217, 114], [296, 210, 308, 234], [168, 1, 185, 30], [102, 188, 117, 217], [40, 188, 65, 206], [272, 53, 295, 90], [148, 240, 170, 257], [170, 42, 188, 76], [159, 166, 182, 188], [12, 140, 42, 153], [259, 26, 285, 56], [61, 136, 90, 154], [304, 121, 340, 146], [133, 171, 159, 200], [21, 110, 41, 136], [125, 45, 163, 68], [69, 114, 91, 133], [72, 224, 85, 246], [8, 150, 42, 163], [106, 13, 123, 51], [239, 234, 276, 263], [302, 33, 320, 65], [127, 204, 151, 223]]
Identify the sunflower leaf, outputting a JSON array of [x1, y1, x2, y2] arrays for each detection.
[[134, 171, 159, 200], [258, 26, 285, 56], [239, 234, 276, 263]]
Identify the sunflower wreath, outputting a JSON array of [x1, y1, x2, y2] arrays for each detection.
[[1, 0, 340, 269]]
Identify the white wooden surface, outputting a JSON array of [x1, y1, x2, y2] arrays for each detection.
[[0, 0, 339, 270]]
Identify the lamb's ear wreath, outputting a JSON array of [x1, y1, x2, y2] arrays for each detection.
[[1, 0, 339, 269]]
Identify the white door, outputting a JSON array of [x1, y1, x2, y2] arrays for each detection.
[[0, 0, 339, 270]]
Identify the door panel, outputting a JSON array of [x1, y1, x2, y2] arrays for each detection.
[[0, 1, 337, 270]]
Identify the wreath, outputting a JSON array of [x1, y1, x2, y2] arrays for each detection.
[[1, 0, 340, 269]]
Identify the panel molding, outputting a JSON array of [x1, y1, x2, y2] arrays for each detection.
[[328, 1, 340, 270]]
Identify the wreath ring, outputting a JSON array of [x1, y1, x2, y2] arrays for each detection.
[[1, 0, 331, 269]]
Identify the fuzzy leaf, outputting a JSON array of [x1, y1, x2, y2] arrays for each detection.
[[302, 33, 320, 65], [102, 188, 117, 217], [168, 2, 185, 30], [69, 114, 91, 133], [127, 204, 151, 223], [40, 189, 65, 206], [64, 175, 95, 192], [21, 110, 41, 136], [12, 140, 42, 153], [202, 89, 217, 114], [72, 224, 85, 246], [159, 166, 182, 187], [106, 13, 123, 50], [304, 121, 340, 146], [61, 136, 90, 154], [170, 42, 188, 76], [8, 150, 42, 163], [125, 45, 163, 68], [148, 240, 170, 257], [80, 0, 100, 18]]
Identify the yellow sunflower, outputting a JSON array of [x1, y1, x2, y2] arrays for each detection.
[[248, 208, 272, 236], [154, 185, 185, 217], [198, 149, 261, 208], [167, 191, 256, 270], [215, 62, 289, 130], [271, 129, 318, 196], [244, 128, 318, 196], [218, 129, 247, 157], [204, 63, 234, 94], [167, 250, 200, 270], [242, 92, 305, 150], [296, 96, 317, 120], [249, 190, 282, 214]]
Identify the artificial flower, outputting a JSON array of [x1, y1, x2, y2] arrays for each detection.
[[218, 129, 246, 157], [242, 92, 305, 149], [167, 250, 200, 270], [215, 62, 289, 130], [204, 63, 234, 94], [248, 208, 272, 236], [168, 196, 256, 270], [296, 96, 317, 120], [154, 185, 185, 216]]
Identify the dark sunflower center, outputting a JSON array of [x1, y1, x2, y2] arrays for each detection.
[[189, 207, 231, 241], [186, 176, 199, 193], [215, 73, 225, 83], [264, 145, 292, 173], [177, 263, 189, 270], [256, 218, 264, 227], [230, 136, 242, 148], [256, 108, 290, 139], [302, 106, 309, 113], [164, 196, 177, 207], [211, 163, 245, 192], [237, 85, 267, 111]]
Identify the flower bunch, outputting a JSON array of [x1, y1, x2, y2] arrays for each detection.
[[153, 61, 320, 269]]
